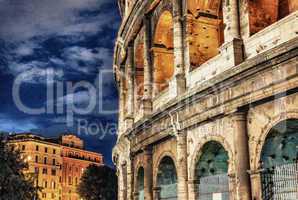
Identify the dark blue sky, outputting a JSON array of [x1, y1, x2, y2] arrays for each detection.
[[0, 0, 121, 166]]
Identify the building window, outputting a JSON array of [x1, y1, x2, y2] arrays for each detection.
[[36, 145, 39, 151], [52, 159, 56, 165], [59, 176, 62, 183], [22, 145, 25, 151], [51, 193, 55, 199], [75, 177, 78, 185], [53, 149, 56, 154], [68, 176, 72, 185], [42, 193, 46, 198], [45, 147, 48, 153], [35, 155, 38, 163], [34, 167, 39, 174], [51, 169, 56, 176], [51, 181, 56, 189], [42, 168, 47, 174], [44, 157, 47, 164], [44, 181, 47, 188]]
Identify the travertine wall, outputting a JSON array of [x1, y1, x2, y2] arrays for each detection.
[[113, 0, 298, 199]]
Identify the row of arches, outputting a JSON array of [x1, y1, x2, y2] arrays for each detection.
[[126, 0, 297, 110], [134, 119, 298, 199]]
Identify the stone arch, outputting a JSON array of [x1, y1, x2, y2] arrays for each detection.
[[248, 0, 298, 35], [186, 0, 224, 70], [253, 112, 298, 170], [155, 155, 178, 200], [152, 10, 174, 94], [190, 137, 232, 199], [189, 135, 234, 180], [153, 151, 177, 187]]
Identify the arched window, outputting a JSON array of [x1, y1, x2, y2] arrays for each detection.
[[249, 0, 298, 35], [260, 119, 298, 199], [157, 156, 177, 200], [195, 141, 229, 199], [153, 11, 174, 94], [137, 167, 144, 200], [187, 0, 224, 70]]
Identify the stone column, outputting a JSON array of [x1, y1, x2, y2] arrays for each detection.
[[153, 187, 161, 200], [143, 147, 153, 200], [127, 161, 134, 200], [221, 0, 243, 66], [125, 44, 135, 129], [121, 162, 128, 200], [141, 16, 153, 116], [170, 0, 186, 98], [177, 132, 188, 200], [249, 170, 262, 200], [223, 0, 240, 42], [187, 179, 198, 200], [232, 112, 251, 200]]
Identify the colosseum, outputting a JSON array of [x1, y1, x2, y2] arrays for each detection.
[[112, 0, 298, 199]]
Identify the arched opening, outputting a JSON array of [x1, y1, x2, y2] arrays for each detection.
[[157, 156, 177, 200], [187, 0, 224, 70], [153, 11, 174, 94], [134, 33, 145, 109], [260, 119, 298, 199], [248, 0, 298, 35], [137, 167, 144, 200], [195, 141, 229, 200]]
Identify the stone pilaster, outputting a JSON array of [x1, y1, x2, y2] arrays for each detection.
[[141, 16, 153, 116], [221, 0, 244, 66], [121, 162, 128, 200], [127, 162, 134, 200], [232, 112, 251, 200], [177, 132, 188, 200], [126, 44, 135, 116], [144, 147, 153, 200], [169, 0, 186, 98], [187, 179, 198, 200], [249, 170, 262, 200], [223, 0, 240, 42], [118, 67, 126, 134], [124, 44, 135, 130], [153, 187, 161, 200]]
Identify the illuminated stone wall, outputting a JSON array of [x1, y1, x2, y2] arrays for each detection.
[[113, 0, 298, 199]]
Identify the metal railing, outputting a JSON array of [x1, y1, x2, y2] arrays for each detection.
[[261, 162, 298, 200]]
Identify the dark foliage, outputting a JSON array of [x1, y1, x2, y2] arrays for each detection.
[[0, 134, 40, 200], [78, 164, 118, 200]]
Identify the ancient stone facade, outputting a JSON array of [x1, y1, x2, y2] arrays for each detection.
[[113, 0, 298, 199]]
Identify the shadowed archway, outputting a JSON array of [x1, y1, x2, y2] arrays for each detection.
[[194, 141, 229, 200], [156, 156, 177, 200]]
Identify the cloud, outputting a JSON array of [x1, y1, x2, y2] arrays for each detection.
[[12, 41, 41, 56], [0, 0, 117, 41], [7, 61, 64, 84], [0, 114, 38, 133], [60, 46, 113, 74]]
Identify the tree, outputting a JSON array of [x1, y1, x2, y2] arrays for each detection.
[[0, 134, 39, 200], [78, 164, 118, 200]]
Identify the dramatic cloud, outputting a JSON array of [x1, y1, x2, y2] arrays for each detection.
[[6, 61, 64, 84], [0, 0, 116, 41], [0, 0, 120, 165]]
